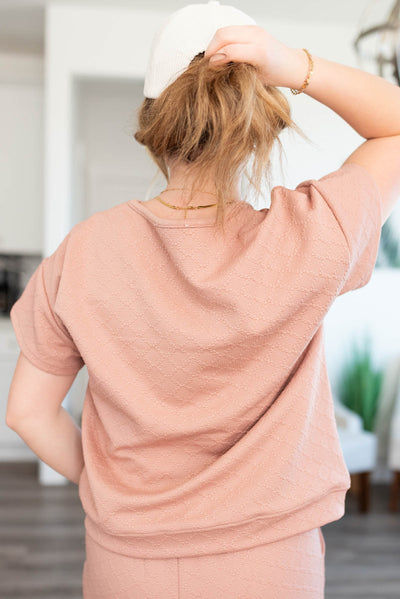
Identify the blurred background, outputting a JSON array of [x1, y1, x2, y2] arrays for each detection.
[[0, 0, 400, 597]]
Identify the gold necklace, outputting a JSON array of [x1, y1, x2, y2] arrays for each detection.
[[155, 187, 234, 221]]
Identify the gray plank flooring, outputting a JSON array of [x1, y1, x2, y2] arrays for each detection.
[[1, 462, 399, 598]]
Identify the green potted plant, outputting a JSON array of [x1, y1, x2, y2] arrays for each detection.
[[337, 333, 384, 432]]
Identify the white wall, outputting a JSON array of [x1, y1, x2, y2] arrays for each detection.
[[0, 53, 44, 254], [75, 77, 154, 217]]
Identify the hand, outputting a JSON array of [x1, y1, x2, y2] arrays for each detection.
[[204, 25, 308, 89]]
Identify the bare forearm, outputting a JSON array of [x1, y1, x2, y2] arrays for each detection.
[[10, 408, 84, 485], [289, 48, 400, 140]]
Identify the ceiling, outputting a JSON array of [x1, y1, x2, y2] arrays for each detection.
[[0, 0, 386, 54]]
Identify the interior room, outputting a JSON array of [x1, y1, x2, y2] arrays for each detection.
[[1, 0, 400, 597]]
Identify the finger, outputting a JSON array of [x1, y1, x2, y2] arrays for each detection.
[[204, 25, 259, 58], [205, 25, 254, 57], [207, 42, 258, 67]]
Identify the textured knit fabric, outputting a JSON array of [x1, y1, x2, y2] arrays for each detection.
[[82, 526, 326, 598], [10, 162, 382, 559]]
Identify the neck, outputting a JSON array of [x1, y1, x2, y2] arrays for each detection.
[[161, 162, 242, 207]]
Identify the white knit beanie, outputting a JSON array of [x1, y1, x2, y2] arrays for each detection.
[[143, 1, 257, 99]]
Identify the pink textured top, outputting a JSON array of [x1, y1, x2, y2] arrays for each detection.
[[10, 162, 382, 558]]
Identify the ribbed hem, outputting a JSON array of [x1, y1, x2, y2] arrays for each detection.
[[83, 489, 347, 559]]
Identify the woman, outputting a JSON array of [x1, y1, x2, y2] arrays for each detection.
[[6, 1, 400, 598]]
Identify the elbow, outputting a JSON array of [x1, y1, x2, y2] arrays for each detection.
[[6, 408, 55, 432], [5, 410, 30, 431], [5, 411, 19, 430]]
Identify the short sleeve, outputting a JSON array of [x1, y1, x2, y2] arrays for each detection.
[[296, 162, 382, 295], [10, 232, 85, 376]]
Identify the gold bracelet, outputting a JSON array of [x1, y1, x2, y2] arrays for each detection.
[[290, 49, 314, 95]]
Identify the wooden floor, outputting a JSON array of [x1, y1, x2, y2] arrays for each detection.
[[1, 463, 399, 598]]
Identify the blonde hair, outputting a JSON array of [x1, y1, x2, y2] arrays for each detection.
[[134, 51, 310, 234]]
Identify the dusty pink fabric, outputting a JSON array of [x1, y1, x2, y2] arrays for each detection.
[[10, 162, 382, 558], [82, 526, 326, 598]]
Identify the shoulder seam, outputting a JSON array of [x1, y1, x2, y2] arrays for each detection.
[[307, 180, 352, 261]]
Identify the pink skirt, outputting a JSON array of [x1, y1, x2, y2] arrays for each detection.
[[82, 526, 326, 598]]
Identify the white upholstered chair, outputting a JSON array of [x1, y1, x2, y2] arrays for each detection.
[[384, 355, 400, 511]]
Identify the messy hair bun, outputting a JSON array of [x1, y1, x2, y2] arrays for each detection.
[[134, 51, 308, 233]]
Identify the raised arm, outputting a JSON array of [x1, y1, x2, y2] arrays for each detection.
[[295, 49, 400, 225], [205, 25, 400, 225]]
